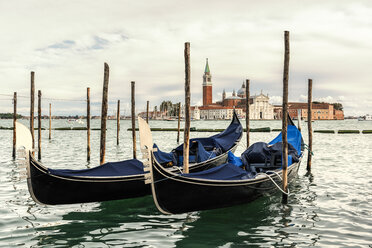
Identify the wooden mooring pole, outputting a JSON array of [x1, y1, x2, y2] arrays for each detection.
[[282, 31, 290, 204], [38, 90, 42, 160], [12, 92, 17, 159], [30, 71, 35, 156], [183, 42, 191, 174], [117, 100, 120, 145], [245, 79, 250, 149], [100, 63, 109, 165], [87, 87, 91, 162], [146, 100, 149, 123], [49, 103, 51, 140], [131, 81, 137, 159], [307, 79, 313, 171], [177, 102, 181, 144]]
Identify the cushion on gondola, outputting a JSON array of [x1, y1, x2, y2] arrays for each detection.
[[182, 163, 249, 180], [48, 159, 145, 178]]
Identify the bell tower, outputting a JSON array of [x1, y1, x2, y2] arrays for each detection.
[[202, 58, 212, 106]]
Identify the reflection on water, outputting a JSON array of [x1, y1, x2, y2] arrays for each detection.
[[0, 119, 372, 247]]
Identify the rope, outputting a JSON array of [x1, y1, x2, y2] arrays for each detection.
[[303, 143, 314, 156], [257, 170, 290, 195]]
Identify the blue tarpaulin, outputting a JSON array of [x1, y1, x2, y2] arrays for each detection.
[[228, 151, 243, 167], [153, 144, 175, 164], [211, 115, 242, 152], [175, 112, 242, 154], [185, 123, 303, 181], [268, 125, 302, 155], [156, 112, 242, 166], [48, 159, 145, 178]]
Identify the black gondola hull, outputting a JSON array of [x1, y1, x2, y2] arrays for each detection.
[[26, 112, 242, 205], [28, 141, 238, 205], [150, 156, 301, 214], [28, 156, 150, 205]]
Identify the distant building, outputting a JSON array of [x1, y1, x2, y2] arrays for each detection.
[[197, 59, 274, 119], [274, 102, 344, 120]]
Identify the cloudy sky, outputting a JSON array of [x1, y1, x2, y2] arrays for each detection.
[[0, 0, 371, 116]]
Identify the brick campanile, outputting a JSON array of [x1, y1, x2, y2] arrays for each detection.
[[202, 58, 212, 106]]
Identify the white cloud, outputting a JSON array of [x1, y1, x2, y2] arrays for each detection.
[[0, 0, 371, 116]]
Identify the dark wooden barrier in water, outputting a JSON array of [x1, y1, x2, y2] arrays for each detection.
[[338, 130, 360, 134]]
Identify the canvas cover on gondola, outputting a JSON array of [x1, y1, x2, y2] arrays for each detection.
[[268, 125, 302, 155], [175, 117, 242, 154], [24, 112, 242, 205], [48, 159, 145, 178], [181, 162, 249, 180], [153, 112, 241, 166], [148, 122, 304, 214], [181, 124, 302, 182]]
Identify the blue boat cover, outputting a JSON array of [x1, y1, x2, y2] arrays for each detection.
[[269, 125, 302, 155], [228, 151, 243, 167], [48, 159, 145, 178], [182, 163, 249, 180], [210, 115, 242, 152], [153, 144, 175, 164], [174, 112, 242, 153], [184, 124, 302, 181], [155, 141, 217, 166]]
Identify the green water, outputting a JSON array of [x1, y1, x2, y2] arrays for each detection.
[[0, 119, 371, 247]]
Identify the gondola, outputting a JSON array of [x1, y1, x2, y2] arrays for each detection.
[[144, 118, 303, 214], [23, 112, 242, 205]]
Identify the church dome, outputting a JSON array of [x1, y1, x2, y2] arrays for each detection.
[[237, 82, 246, 96], [237, 88, 245, 96]]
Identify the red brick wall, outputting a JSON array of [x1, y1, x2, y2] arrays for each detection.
[[203, 85, 212, 106], [334, 110, 344, 120]]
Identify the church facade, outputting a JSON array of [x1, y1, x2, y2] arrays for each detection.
[[196, 59, 274, 120]]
